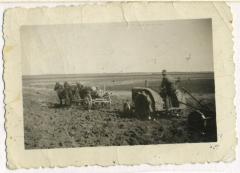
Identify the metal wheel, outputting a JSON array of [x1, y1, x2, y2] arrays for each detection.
[[83, 95, 92, 110]]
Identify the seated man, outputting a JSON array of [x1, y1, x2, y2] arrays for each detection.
[[159, 70, 179, 109]]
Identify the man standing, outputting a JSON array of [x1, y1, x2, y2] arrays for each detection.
[[159, 70, 179, 109]]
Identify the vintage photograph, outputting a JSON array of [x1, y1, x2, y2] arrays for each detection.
[[21, 19, 217, 150]]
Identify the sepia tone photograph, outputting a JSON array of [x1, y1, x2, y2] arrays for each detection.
[[21, 19, 217, 150]]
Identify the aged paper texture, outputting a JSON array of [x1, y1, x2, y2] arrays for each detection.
[[3, 2, 236, 169]]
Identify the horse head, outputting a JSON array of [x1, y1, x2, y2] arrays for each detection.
[[64, 81, 70, 89], [54, 82, 61, 91], [76, 82, 84, 90]]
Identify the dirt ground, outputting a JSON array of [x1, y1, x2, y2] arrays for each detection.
[[23, 83, 216, 149]]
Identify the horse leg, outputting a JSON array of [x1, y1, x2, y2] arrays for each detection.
[[58, 94, 62, 105]]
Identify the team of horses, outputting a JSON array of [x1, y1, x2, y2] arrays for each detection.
[[54, 82, 110, 109]]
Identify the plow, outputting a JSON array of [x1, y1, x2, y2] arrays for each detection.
[[72, 92, 112, 109]]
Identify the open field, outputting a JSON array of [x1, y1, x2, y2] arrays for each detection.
[[23, 72, 216, 149]]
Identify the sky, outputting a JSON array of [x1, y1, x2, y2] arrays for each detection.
[[21, 19, 213, 75]]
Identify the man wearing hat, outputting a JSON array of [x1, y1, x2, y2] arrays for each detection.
[[160, 70, 179, 109]]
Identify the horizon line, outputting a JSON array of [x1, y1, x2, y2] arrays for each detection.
[[22, 71, 214, 77]]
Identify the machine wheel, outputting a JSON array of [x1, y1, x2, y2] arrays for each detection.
[[83, 95, 92, 110]]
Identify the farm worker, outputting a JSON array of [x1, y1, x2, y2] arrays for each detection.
[[159, 70, 179, 109], [90, 86, 99, 98]]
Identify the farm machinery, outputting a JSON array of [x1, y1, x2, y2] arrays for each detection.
[[54, 82, 111, 110], [123, 87, 216, 136], [181, 88, 216, 137], [124, 87, 184, 118], [72, 91, 112, 110]]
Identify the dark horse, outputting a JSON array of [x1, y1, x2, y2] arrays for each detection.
[[54, 82, 72, 106]]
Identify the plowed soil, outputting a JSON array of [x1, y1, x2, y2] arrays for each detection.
[[23, 83, 216, 149]]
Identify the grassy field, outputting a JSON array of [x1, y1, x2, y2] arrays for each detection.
[[22, 72, 216, 149]]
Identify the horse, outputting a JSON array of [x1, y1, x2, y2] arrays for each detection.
[[64, 82, 75, 104], [54, 82, 71, 106], [71, 85, 81, 100]]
